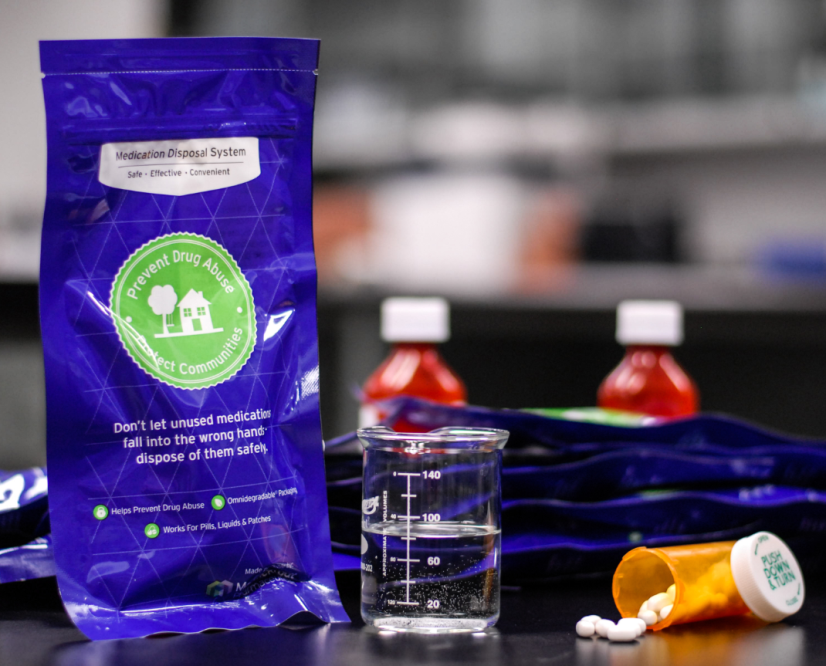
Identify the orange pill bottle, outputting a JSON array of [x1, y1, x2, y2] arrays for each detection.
[[598, 300, 698, 418], [359, 297, 467, 429], [613, 531, 805, 630]]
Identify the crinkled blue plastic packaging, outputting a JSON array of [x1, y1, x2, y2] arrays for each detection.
[[0, 468, 53, 583], [0, 468, 49, 548], [40, 38, 347, 639], [0, 536, 55, 584]]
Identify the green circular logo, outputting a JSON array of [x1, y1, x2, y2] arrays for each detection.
[[145, 523, 160, 539], [211, 495, 226, 511], [110, 233, 256, 389], [93, 505, 109, 521]]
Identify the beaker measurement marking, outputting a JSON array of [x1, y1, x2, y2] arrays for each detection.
[[389, 470, 441, 608], [404, 473, 418, 605]]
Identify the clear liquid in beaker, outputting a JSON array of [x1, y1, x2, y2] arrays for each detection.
[[361, 521, 500, 633]]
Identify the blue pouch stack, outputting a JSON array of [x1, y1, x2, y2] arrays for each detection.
[[325, 398, 826, 582]]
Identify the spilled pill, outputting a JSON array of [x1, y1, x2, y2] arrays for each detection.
[[607, 625, 638, 642], [576, 620, 596, 637], [617, 618, 643, 637], [595, 619, 615, 637], [581, 615, 601, 624]]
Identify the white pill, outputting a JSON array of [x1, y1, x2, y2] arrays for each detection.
[[617, 618, 643, 637], [607, 625, 638, 642], [667, 584, 676, 600], [659, 604, 673, 621], [647, 592, 671, 613], [581, 615, 601, 624], [595, 619, 615, 637], [638, 609, 658, 626], [631, 617, 647, 634], [576, 620, 596, 637], [638, 600, 649, 615]]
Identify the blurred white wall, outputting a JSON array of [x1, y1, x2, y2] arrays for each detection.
[[0, 0, 165, 279]]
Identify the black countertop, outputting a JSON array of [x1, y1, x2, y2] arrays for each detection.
[[5, 570, 826, 666]]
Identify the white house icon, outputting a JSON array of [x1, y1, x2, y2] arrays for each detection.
[[178, 289, 220, 334]]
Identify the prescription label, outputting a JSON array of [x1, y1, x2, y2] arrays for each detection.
[[109, 233, 256, 389], [99, 137, 260, 195]]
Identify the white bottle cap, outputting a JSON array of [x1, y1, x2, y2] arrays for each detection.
[[616, 300, 683, 346], [381, 297, 450, 343], [730, 531, 805, 622]]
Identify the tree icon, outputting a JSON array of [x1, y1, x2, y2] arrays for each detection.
[[148, 285, 178, 336]]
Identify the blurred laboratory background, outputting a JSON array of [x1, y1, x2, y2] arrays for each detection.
[[3, 0, 826, 465]]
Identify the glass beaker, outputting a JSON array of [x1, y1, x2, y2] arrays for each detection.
[[358, 425, 509, 633]]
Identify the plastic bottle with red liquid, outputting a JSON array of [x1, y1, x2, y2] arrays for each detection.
[[597, 300, 698, 418], [359, 297, 467, 430]]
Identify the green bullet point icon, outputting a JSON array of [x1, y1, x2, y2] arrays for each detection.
[[93, 505, 109, 521], [145, 523, 160, 539], [211, 495, 226, 511]]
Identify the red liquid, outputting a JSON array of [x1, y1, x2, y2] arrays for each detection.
[[362, 343, 467, 429], [597, 345, 698, 418]]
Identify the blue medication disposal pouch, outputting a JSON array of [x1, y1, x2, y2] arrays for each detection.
[[39, 38, 347, 639]]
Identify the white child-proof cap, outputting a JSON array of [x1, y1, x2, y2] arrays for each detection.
[[730, 531, 805, 622], [616, 300, 684, 346], [381, 297, 450, 343]]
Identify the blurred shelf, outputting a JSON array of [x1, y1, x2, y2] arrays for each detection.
[[313, 95, 826, 172], [319, 263, 826, 314]]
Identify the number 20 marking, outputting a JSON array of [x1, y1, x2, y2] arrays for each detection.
[[427, 599, 440, 609]]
